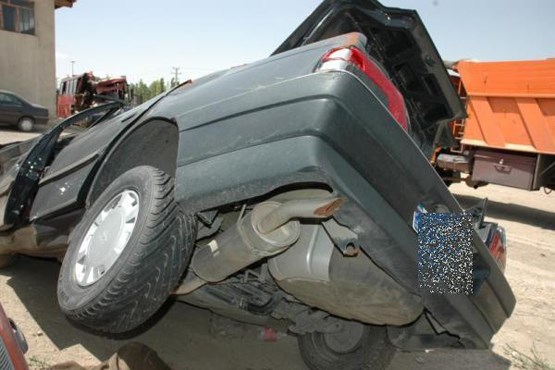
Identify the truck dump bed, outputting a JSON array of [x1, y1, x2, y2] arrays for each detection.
[[455, 59, 555, 155]]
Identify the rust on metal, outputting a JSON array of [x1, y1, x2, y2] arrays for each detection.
[[314, 197, 346, 217], [344, 244, 360, 257]]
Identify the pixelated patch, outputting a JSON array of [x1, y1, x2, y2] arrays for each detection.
[[417, 212, 473, 295], [412, 203, 428, 232]]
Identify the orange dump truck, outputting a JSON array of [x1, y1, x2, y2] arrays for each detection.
[[435, 59, 555, 191]]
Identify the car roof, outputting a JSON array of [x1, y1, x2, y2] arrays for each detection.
[[0, 90, 28, 102]]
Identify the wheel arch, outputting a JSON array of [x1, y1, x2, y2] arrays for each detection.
[[86, 117, 179, 206], [18, 115, 35, 122]]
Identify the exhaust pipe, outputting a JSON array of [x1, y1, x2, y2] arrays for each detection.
[[175, 197, 344, 294]]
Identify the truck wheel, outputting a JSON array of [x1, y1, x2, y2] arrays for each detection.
[[298, 322, 394, 370], [57, 166, 195, 333], [17, 117, 34, 132]]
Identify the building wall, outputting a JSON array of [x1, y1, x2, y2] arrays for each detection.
[[0, 0, 56, 119]]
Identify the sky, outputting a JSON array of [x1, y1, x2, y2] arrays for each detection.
[[55, 0, 555, 84]]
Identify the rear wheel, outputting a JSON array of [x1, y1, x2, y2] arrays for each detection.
[[57, 165, 195, 333], [17, 117, 34, 132], [298, 322, 394, 370]]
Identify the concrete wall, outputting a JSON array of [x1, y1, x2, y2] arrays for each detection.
[[0, 0, 56, 119]]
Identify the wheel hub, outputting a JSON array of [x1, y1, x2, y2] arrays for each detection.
[[323, 321, 365, 354], [20, 119, 33, 131], [75, 189, 140, 287]]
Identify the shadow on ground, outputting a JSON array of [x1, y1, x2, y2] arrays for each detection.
[[2, 256, 511, 370], [3, 257, 119, 360], [3, 256, 305, 370], [455, 194, 555, 230]]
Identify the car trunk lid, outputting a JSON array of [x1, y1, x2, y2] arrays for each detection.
[[273, 0, 465, 157]]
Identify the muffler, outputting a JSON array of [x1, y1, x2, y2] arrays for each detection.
[[175, 197, 344, 294]]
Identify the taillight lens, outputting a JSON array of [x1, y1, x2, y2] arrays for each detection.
[[488, 226, 507, 272], [319, 47, 409, 132]]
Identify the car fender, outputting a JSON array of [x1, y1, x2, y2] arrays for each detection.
[[28, 103, 160, 222]]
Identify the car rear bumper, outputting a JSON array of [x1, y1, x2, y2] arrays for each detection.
[[174, 71, 515, 347]]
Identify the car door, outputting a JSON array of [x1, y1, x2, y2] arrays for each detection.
[[0, 93, 23, 125]]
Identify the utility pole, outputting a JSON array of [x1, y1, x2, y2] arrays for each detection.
[[70, 60, 76, 76], [171, 67, 181, 87]]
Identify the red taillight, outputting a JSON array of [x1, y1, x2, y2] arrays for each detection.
[[488, 228, 507, 272], [319, 47, 409, 132]]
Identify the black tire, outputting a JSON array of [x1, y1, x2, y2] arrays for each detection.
[[298, 323, 395, 370], [57, 165, 195, 333], [17, 117, 34, 132]]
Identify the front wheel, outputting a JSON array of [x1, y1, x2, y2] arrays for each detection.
[[57, 166, 195, 333], [298, 322, 395, 370]]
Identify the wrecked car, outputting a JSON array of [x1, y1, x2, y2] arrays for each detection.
[[0, 1, 514, 369]]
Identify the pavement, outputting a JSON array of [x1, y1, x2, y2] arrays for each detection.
[[0, 126, 42, 145]]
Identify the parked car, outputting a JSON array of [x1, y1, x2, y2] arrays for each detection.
[[0, 90, 49, 132], [0, 303, 28, 370], [0, 1, 514, 369]]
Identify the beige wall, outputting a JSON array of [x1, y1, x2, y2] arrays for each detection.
[[0, 0, 56, 119]]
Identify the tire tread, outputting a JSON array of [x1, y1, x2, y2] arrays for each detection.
[[298, 325, 395, 370], [58, 166, 195, 333]]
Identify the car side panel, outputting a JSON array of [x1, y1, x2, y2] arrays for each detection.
[[28, 101, 167, 221], [29, 115, 131, 220], [31, 162, 97, 220], [0, 104, 21, 125]]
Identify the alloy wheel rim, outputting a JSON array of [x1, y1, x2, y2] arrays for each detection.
[[74, 189, 140, 286]]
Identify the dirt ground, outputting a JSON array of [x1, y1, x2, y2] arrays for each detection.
[[1, 127, 554, 369], [0, 127, 42, 145]]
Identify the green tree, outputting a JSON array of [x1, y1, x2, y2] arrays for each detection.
[[170, 77, 179, 88], [148, 79, 165, 97], [132, 79, 151, 104], [130, 77, 174, 105]]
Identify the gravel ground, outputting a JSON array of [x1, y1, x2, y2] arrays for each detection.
[[1, 127, 553, 369]]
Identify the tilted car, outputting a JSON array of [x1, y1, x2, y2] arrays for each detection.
[[0, 90, 49, 132], [0, 1, 514, 369]]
